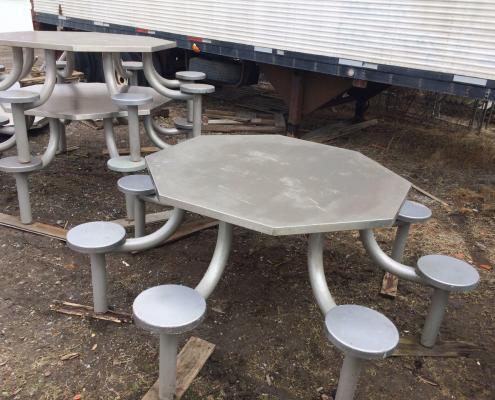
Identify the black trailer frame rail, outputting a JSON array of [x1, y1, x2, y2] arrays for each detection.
[[35, 12, 494, 101]]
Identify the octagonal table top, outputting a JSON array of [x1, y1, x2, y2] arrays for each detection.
[[0, 31, 175, 53], [146, 135, 411, 236], [9, 83, 170, 120]]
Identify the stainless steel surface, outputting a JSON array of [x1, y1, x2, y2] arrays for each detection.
[[359, 229, 424, 283], [0, 156, 42, 173], [107, 156, 146, 173], [391, 222, 410, 262], [18, 83, 170, 120], [0, 31, 176, 52], [308, 233, 337, 314], [417, 255, 480, 292], [324, 304, 399, 359], [143, 116, 175, 149], [176, 71, 206, 81], [0, 90, 39, 103], [117, 208, 184, 253], [89, 253, 108, 313], [0, 115, 9, 126], [66, 221, 127, 253], [117, 175, 156, 196], [102, 52, 129, 95], [112, 92, 153, 107], [122, 61, 143, 71], [0, 47, 23, 91], [335, 355, 363, 400], [174, 117, 192, 130], [142, 53, 189, 100], [11, 103, 31, 163], [14, 173, 33, 224], [180, 83, 215, 94], [159, 334, 179, 400], [421, 288, 449, 348], [132, 284, 206, 334], [195, 222, 233, 299], [146, 135, 411, 236], [397, 200, 432, 223]]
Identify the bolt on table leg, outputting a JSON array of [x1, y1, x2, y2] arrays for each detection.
[[14, 172, 33, 224]]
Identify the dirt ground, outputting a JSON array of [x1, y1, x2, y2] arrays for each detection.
[[0, 55, 494, 399]]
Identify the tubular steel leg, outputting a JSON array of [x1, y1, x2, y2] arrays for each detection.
[[192, 95, 202, 138], [11, 103, 31, 163], [130, 72, 138, 86], [159, 334, 179, 400], [187, 99, 194, 123], [89, 253, 108, 314], [391, 222, 411, 262], [308, 233, 337, 315], [14, 173, 32, 224], [127, 106, 141, 162], [57, 120, 67, 153], [335, 355, 364, 400], [125, 192, 135, 220], [134, 197, 146, 238], [421, 288, 449, 347]]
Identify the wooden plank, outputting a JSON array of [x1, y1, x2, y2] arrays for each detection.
[[393, 337, 480, 357], [50, 300, 132, 324], [202, 124, 284, 133], [412, 183, 451, 209], [112, 210, 172, 228], [303, 119, 378, 143], [0, 213, 67, 240], [380, 271, 399, 298], [142, 337, 215, 400], [163, 219, 219, 245], [102, 146, 160, 156]]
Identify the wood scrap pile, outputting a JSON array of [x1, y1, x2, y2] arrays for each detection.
[[204, 109, 286, 133]]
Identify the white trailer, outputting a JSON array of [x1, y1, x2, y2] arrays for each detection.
[[32, 0, 495, 128]]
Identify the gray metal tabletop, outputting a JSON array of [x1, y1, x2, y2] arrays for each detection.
[[0, 31, 175, 52], [146, 135, 411, 236], [8, 83, 170, 120]]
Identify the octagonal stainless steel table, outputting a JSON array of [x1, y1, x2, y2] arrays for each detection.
[[146, 135, 411, 309]]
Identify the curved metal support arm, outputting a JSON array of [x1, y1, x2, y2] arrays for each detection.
[[117, 208, 185, 252], [359, 229, 424, 283], [0, 132, 16, 151], [143, 115, 176, 149], [0, 47, 23, 91], [20, 48, 35, 80], [112, 53, 133, 79], [103, 118, 120, 158], [26, 50, 57, 109], [142, 53, 191, 101], [102, 52, 129, 95], [57, 51, 75, 79], [41, 118, 61, 167], [141, 52, 181, 89], [195, 222, 233, 299], [308, 233, 337, 315]]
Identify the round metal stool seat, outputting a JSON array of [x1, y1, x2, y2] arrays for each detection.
[[397, 200, 432, 223], [133, 285, 206, 334], [107, 156, 146, 173], [0, 90, 40, 104], [417, 255, 479, 292], [67, 221, 126, 254], [112, 92, 153, 107], [176, 71, 206, 81], [117, 174, 155, 196], [325, 305, 399, 359], [0, 115, 11, 126], [180, 83, 215, 95], [174, 117, 193, 130], [0, 156, 42, 173], [122, 61, 144, 71]]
